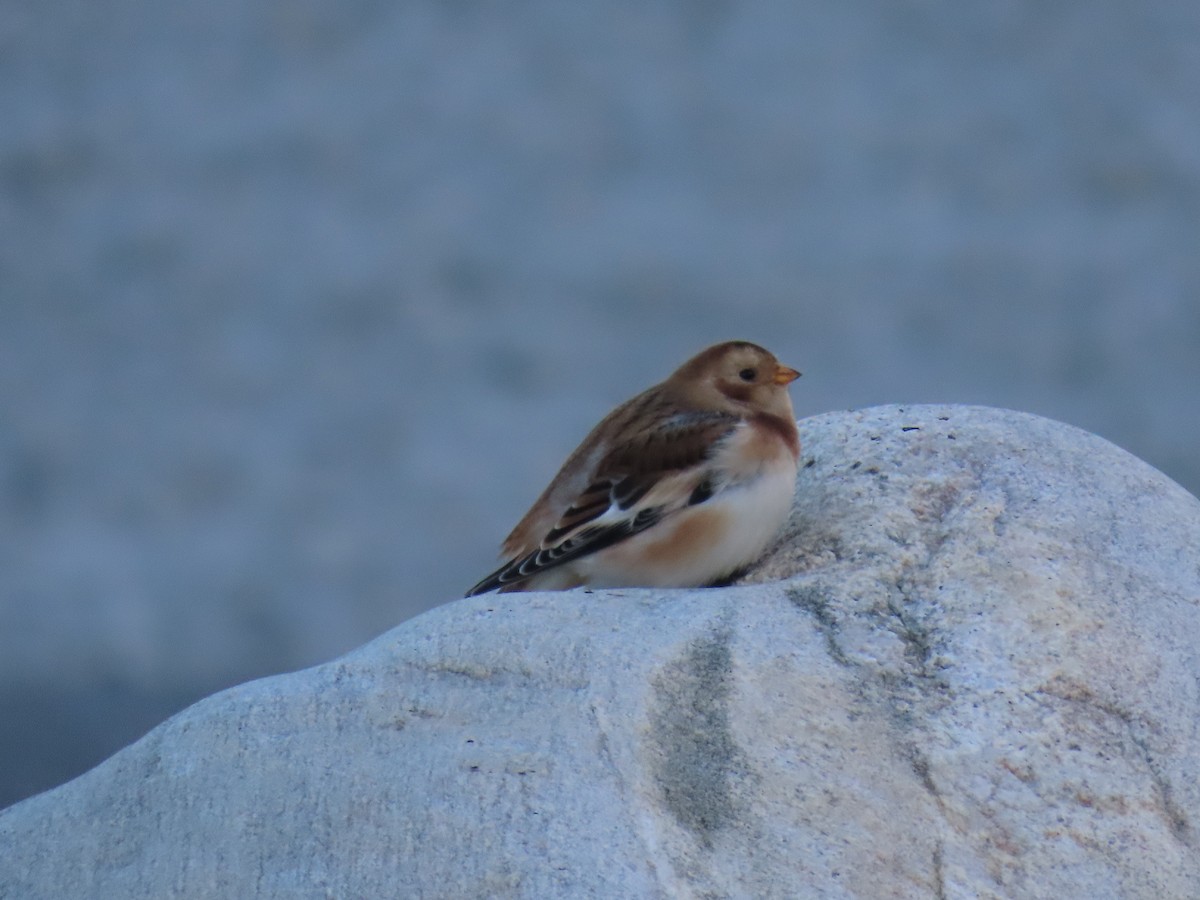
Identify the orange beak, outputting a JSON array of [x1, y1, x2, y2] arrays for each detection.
[[773, 365, 801, 385]]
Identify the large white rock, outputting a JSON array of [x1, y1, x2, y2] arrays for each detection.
[[3, 405, 1198, 898]]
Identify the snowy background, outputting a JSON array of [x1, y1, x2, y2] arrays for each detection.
[[2, 0, 1198, 808]]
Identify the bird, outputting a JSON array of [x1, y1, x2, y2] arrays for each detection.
[[465, 341, 802, 596]]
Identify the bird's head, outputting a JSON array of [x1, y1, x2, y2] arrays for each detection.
[[670, 340, 800, 420]]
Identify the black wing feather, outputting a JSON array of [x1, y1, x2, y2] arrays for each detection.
[[464, 507, 663, 596], [465, 409, 741, 597]]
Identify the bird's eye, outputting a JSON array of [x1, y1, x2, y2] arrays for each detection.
[[738, 368, 757, 382]]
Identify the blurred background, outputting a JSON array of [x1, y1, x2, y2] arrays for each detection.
[[2, 0, 1198, 809]]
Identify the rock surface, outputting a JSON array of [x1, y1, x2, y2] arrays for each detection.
[[3, 404, 1199, 899]]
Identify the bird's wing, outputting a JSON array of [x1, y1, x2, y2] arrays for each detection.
[[464, 410, 740, 596]]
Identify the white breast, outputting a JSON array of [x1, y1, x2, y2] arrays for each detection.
[[695, 454, 798, 579], [575, 440, 798, 589]]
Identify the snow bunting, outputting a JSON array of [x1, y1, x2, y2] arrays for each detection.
[[466, 341, 801, 596]]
